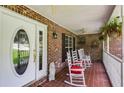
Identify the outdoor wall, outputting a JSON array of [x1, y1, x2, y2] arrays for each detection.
[[77, 33, 102, 62], [1, 5, 77, 73], [108, 5, 122, 59], [103, 5, 122, 87], [103, 52, 121, 87]]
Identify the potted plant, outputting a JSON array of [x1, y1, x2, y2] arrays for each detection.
[[107, 16, 122, 37], [99, 16, 122, 41]]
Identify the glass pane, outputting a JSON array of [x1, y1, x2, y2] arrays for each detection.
[[65, 36, 68, 47], [13, 29, 30, 75], [39, 31, 43, 70]]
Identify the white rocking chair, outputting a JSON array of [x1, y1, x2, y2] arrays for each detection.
[[64, 52, 86, 87], [72, 50, 86, 69], [78, 49, 92, 67]]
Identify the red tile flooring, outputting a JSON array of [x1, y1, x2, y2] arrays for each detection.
[[36, 62, 111, 87]]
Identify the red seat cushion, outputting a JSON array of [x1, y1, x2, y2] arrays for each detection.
[[71, 65, 83, 74]]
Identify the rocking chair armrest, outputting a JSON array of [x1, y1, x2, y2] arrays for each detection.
[[74, 60, 85, 64], [73, 60, 83, 64], [73, 62, 82, 66]]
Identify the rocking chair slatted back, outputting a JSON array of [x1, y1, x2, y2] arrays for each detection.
[[72, 50, 79, 62]]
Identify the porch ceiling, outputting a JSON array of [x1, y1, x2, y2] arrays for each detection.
[[27, 5, 115, 35]]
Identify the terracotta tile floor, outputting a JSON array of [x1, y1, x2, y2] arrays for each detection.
[[37, 62, 112, 87]]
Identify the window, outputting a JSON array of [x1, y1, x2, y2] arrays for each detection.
[[65, 35, 73, 52], [62, 33, 74, 62], [12, 29, 30, 75]]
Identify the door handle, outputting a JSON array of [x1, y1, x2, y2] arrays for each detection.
[[33, 49, 36, 63]]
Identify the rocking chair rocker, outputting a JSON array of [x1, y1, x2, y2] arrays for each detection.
[[64, 52, 86, 87]]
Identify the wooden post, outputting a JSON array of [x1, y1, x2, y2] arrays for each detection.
[[121, 5, 124, 87], [107, 35, 109, 53]]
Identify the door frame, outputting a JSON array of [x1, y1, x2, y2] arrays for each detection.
[[35, 23, 48, 80]]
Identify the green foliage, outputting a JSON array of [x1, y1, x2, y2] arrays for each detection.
[[13, 49, 29, 64], [99, 16, 122, 41], [98, 35, 107, 41]]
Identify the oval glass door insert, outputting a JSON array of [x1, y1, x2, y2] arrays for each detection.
[[12, 29, 30, 75]]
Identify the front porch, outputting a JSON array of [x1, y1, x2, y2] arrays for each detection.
[[30, 62, 111, 87], [0, 5, 124, 87]]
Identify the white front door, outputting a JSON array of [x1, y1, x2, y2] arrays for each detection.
[[0, 12, 36, 86], [35, 25, 47, 80]]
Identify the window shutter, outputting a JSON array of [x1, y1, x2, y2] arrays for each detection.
[[62, 33, 66, 62], [73, 37, 75, 50]]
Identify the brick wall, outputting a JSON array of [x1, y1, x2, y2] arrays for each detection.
[[77, 33, 102, 62], [103, 34, 122, 59], [1, 5, 77, 73], [109, 35, 122, 59]]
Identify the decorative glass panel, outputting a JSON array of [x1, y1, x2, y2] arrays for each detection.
[[39, 31, 43, 70], [12, 29, 30, 75]]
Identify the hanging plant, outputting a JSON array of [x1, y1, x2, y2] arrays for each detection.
[[107, 16, 122, 37], [99, 16, 122, 41]]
